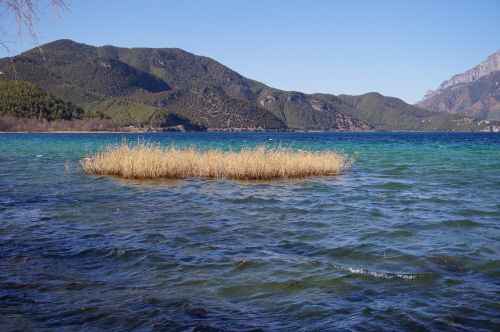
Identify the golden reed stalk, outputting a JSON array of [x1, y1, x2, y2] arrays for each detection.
[[80, 143, 351, 180]]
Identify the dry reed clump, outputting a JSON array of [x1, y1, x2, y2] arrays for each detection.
[[80, 143, 351, 180]]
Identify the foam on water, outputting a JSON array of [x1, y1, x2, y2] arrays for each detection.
[[333, 264, 422, 280]]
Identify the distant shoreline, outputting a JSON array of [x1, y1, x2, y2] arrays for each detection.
[[0, 129, 498, 134]]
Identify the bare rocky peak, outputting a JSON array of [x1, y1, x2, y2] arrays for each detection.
[[421, 49, 500, 101]]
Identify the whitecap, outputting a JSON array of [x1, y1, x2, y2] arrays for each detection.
[[334, 264, 419, 280]]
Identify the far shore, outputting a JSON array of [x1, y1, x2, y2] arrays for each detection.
[[1, 129, 498, 134], [0, 131, 149, 134]]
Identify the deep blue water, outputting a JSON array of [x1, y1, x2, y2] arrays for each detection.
[[0, 132, 499, 331]]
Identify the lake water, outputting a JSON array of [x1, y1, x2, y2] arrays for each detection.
[[0, 132, 499, 331]]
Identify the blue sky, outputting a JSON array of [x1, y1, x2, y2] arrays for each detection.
[[1, 0, 499, 103]]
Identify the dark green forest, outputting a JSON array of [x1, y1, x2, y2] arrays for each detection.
[[0, 80, 83, 121], [0, 39, 495, 131]]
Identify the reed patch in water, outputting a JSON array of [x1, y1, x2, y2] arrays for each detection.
[[80, 143, 351, 180]]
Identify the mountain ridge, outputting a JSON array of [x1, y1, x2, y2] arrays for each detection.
[[421, 49, 500, 101], [417, 49, 500, 120], [0, 39, 493, 131]]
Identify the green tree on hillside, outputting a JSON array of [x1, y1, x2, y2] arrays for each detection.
[[0, 80, 84, 120]]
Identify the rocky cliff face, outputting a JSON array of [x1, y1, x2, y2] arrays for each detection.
[[418, 49, 500, 120], [421, 50, 499, 101]]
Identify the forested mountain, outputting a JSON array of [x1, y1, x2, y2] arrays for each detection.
[[0, 80, 83, 120], [0, 39, 493, 131]]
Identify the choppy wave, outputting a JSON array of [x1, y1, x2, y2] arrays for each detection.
[[0, 132, 499, 331], [331, 264, 430, 280]]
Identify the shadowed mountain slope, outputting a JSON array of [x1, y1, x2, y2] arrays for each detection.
[[0, 39, 492, 131]]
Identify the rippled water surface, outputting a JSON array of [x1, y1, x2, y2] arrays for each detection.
[[0, 132, 499, 331]]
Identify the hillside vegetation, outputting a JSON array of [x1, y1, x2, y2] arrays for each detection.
[[0, 39, 494, 131], [0, 80, 83, 120]]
